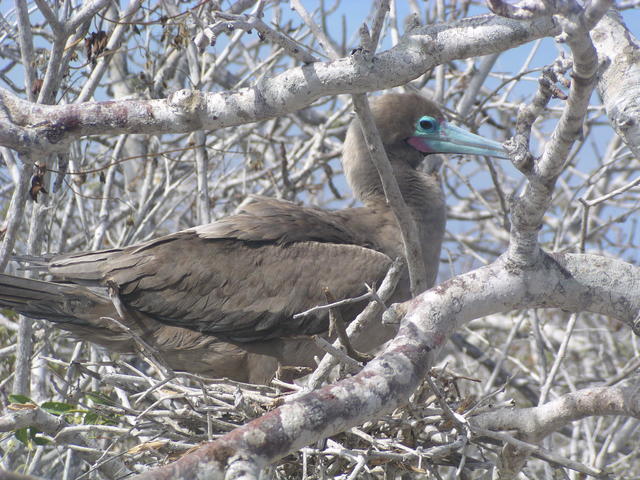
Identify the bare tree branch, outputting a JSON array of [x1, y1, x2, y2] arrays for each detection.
[[0, 13, 559, 154]]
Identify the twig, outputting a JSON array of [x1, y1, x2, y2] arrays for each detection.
[[351, 94, 428, 295], [471, 426, 605, 477], [211, 12, 318, 64], [290, 0, 341, 60], [312, 336, 363, 373], [100, 312, 174, 381], [294, 258, 403, 396], [293, 291, 374, 319], [323, 287, 372, 363]]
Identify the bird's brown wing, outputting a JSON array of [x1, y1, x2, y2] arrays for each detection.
[[48, 199, 393, 342], [0, 274, 280, 383], [196, 196, 374, 246]]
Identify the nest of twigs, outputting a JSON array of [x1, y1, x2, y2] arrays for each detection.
[[1, 325, 511, 480]]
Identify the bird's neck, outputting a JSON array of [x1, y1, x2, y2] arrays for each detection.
[[346, 148, 446, 288]]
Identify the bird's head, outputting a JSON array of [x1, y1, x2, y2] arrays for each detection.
[[368, 92, 508, 165], [344, 92, 508, 203]]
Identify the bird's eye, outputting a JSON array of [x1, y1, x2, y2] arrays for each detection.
[[418, 116, 437, 132]]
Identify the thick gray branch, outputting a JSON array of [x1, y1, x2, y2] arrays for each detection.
[[472, 384, 640, 442], [507, 0, 610, 266], [0, 13, 558, 154], [592, 10, 640, 159]]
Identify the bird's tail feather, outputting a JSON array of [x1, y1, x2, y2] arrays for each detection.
[[0, 273, 111, 323], [0, 273, 145, 353], [9, 254, 52, 272], [11, 253, 55, 264], [47, 249, 124, 283]]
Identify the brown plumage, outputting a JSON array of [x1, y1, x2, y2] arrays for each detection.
[[0, 93, 506, 383]]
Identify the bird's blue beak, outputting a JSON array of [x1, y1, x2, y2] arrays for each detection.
[[408, 117, 509, 159]]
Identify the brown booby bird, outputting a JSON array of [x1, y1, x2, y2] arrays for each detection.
[[0, 93, 507, 384]]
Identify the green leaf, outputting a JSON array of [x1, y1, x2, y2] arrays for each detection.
[[8, 394, 34, 404], [41, 401, 75, 415], [13, 427, 48, 448], [32, 434, 50, 446], [84, 392, 116, 406], [14, 427, 30, 446], [82, 411, 120, 426], [83, 412, 99, 424]]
